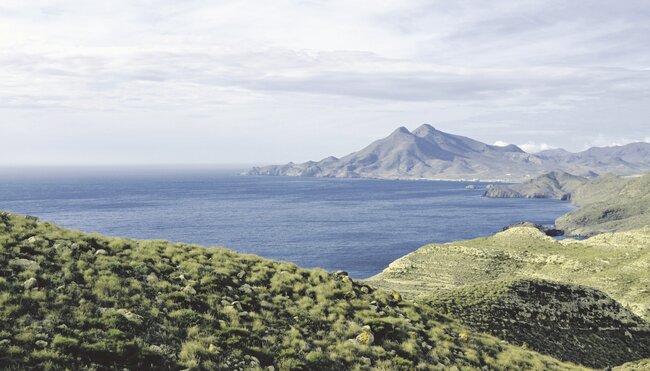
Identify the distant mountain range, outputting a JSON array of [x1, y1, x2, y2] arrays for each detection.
[[246, 124, 650, 181]]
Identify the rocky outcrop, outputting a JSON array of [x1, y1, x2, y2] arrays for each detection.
[[501, 222, 563, 237]]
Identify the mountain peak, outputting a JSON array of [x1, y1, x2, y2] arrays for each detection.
[[412, 124, 437, 136], [392, 126, 411, 135], [497, 144, 525, 153]]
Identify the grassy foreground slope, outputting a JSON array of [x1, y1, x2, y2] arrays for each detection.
[[556, 173, 650, 236], [368, 226, 650, 322], [0, 212, 584, 370]]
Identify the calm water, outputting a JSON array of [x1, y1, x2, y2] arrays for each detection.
[[0, 167, 573, 278]]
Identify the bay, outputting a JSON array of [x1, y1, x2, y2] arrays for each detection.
[[0, 167, 574, 278]]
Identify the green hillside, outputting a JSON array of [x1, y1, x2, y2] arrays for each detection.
[[368, 226, 650, 322], [0, 211, 586, 370], [426, 279, 650, 368], [557, 173, 650, 236]]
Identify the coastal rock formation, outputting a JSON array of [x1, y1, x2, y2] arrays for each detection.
[[484, 170, 589, 200]]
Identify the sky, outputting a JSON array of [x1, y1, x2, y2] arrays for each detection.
[[1, 0, 649, 166]]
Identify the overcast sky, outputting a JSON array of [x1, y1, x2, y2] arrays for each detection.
[[1, 0, 649, 165]]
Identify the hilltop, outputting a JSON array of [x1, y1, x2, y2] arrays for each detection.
[[368, 226, 650, 368], [247, 125, 650, 181], [368, 226, 650, 322], [0, 212, 585, 370]]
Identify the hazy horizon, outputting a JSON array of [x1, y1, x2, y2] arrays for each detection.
[[2, 1, 649, 165]]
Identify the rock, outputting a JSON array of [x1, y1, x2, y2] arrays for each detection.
[[148, 344, 165, 354], [240, 284, 253, 294], [335, 270, 349, 276], [501, 222, 563, 237], [182, 285, 196, 295], [23, 277, 37, 289], [116, 309, 144, 324], [355, 325, 374, 346], [236, 271, 246, 279], [94, 249, 107, 255]]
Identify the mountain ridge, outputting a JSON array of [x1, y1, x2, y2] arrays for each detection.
[[247, 125, 650, 182]]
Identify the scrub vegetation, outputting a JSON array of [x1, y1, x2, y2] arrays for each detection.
[[557, 173, 650, 236], [426, 279, 650, 368], [0, 211, 584, 370]]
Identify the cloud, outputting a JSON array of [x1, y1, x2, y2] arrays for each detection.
[[583, 134, 650, 149], [518, 142, 554, 153], [494, 141, 554, 153], [0, 0, 649, 164]]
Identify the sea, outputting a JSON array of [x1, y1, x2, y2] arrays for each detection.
[[0, 167, 574, 278]]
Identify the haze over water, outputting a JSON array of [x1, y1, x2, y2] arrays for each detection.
[[0, 168, 573, 278]]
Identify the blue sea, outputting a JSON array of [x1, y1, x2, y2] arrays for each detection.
[[0, 167, 573, 278]]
